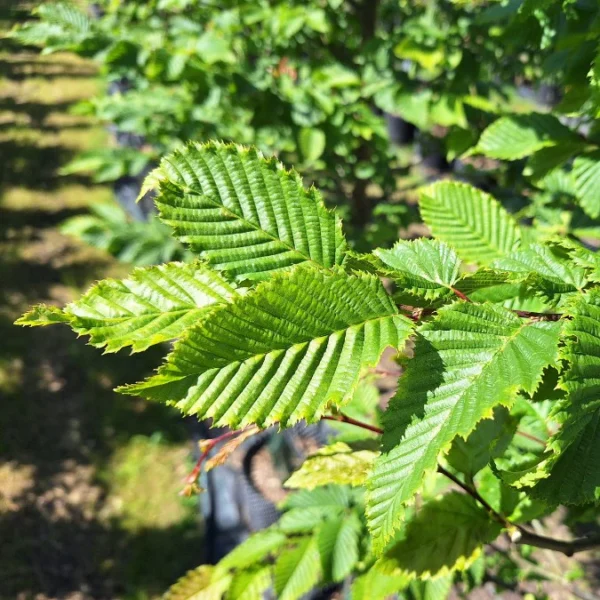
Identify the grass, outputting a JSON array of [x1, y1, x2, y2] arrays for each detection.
[[0, 3, 203, 599]]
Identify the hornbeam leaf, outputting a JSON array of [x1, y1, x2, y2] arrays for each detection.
[[419, 182, 522, 265], [367, 302, 562, 551], [163, 565, 232, 600], [350, 563, 411, 600], [229, 566, 272, 600], [573, 151, 600, 219], [317, 512, 362, 582], [146, 141, 347, 280], [531, 290, 600, 505], [491, 243, 588, 305], [285, 442, 378, 489], [121, 267, 412, 428], [15, 262, 236, 353], [377, 493, 502, 578], [374, 239, 461, 301], [474, 113, 579, 160], [274, 537, 322, 600]]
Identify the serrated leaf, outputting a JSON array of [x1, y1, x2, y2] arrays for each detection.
[[409, 573, 453, 600], [285, 442, 378, 490], [122, 267, 412, 428], [377, 493, 502, 578], [367, 302, 562, 551], [474, 113, 579, 160], [274, 537, 322, 600], [350, 562, 411, 600], [317, 513, 362, 582], [63, 262, 236, 353], [374, 239, 461, 301], [531, 291, 600, 505], [15, 304, 71, 327], [229, 566, 272, 600], [491, 243, 588, 305], [419, 182, 522, 265], [146, 141, 347, 280], [446, 407, 516, 478], [215, 529, 287, 576], [572, 246, 600, 282], [282, 485, 355, 510], [164, 565, 231, 600], [573, 151, 600, 219]]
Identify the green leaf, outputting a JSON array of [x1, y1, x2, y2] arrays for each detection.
[[367, 302, 562, 551], [374, 239, 461, 301], [491, 243, 589, 305], [146, 141, 347, 280], [446, 407, 517, 478], [274, 537, 322, 600], [58, 262, 235, 353], [573, 151, 600, 219], [282, 484, 355, 510], [532, 291, 600, 505], [474, 113, 579, 160], [215, 529, 286, 576], [15, 304, 71, 327], [409, 574, 453, 600], [377, 493, 502, 578], [122, 267, 412, 428], [317, 513, 362, 582], [163, 565, 231, 600], [419, 182, 522, 265], [299, 128, 326, 163], [350, 562, 411, 600], [285, 442, 378, 490], [229, 566, 272, 600]]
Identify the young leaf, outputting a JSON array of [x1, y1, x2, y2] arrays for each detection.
[[285, 442, 378, 489], [573, 151, 600, 219], [409, 573, 453, 600], [15, 304, 71, 327], [367, 302, 562, 551], [122, 267, 413, 428], [146, 141, 347, 280], [377, 493, 502, 578], [531, 291, 600, 505], [374, 239, 461, 301], [474, 113, 579, 160], [419, 182, 522, 265], [317, 513, 362, 582], [274, 537, 322, 600]]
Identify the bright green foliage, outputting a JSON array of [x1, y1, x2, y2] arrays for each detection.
[[274, 537, 322, 600], [18, 262, 237, 353], [367, 303, 561, 550], [531, 291, 600, 505], [419, 182, 522, 264], [378, 493, 502, 578], [474, 113, 580, 160], [573, 152, 600, 219], [374, 239, 461, 301], [122, 267, 412, 427], [15, 137, 600, 598], [145, 142, 347, 280], [285, 442, 378, 489], [491, 243, 589, 306], [317, 512, 362, 582]]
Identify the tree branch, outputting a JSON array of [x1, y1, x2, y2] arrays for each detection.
[[321, 411, 600, 557]]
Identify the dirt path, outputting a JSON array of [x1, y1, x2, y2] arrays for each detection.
[[0, 3, 202, 599]]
